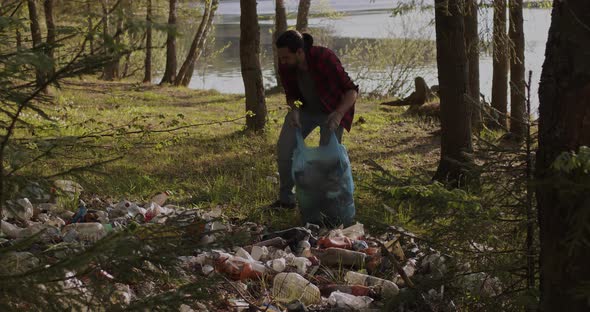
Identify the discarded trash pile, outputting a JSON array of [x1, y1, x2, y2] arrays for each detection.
[[1, 180, 495, 311], [193, 222, 422, 311]]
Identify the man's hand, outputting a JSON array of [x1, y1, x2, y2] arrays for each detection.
[[326, 111, 344, 131], [289, 109, 301, 128]]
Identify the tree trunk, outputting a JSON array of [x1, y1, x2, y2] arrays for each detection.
[[432, 0, 473, 186], [122, 52, 131, 77], [27, 0, 45, 88], [160, 0, 177, 85], [180, 61, 195, 87], [465, 0, 481, 132], [491, 0, 509, 129], [16, 28, 22, 50], [175, 0, 218, 87], [43, 0, 55, 78], [509, 0, 526, 140], [101, 0, 116, 81], [113, 11, 124, 79], [180, 15, 216, 88], [296, 0, 310, 32], [536, 1, 590, 311], [273, 0, 288, 90], [143, 0, 152, 83], [87, 0, 94, 55], [240, 0, 267, 132], [27, 0, 42, 52]]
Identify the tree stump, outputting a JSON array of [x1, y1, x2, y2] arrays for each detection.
[[381, 77, 439, 117]]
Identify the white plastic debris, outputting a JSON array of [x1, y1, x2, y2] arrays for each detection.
[[251, 246, 269, 262], [202, 264, 215, 276], [290, 256, 312, 275], [3, 198, 34, 221], [270, 258, 286, 273]]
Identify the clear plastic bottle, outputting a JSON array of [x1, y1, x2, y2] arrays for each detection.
[[62, 222, 106, 242], [215, 255, 265, 281], [328, 291, 373, 310], [150, 191, 171, 207], [314, 247, 367, 268], [320, 284, 376, 298], [339, 222, 365, 240], [345, 271, 400, 299], [272, 272, 321, 305]]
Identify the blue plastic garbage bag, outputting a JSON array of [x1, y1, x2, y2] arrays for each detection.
[[292, 128, 355, 227]]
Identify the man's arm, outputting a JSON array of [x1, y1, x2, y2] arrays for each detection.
[[335, 89, 358, 115], [327, 89, 357, 130]]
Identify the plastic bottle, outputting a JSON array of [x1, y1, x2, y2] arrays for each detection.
[[235, 247, 255, 262], [272, 272, 321, 305], [320, 284, 376, 298], [344, 271, 399, 298], [62, 222, 107, 242], [340, 222, 365, 240], [1, 220, 59, 241], [327, 291, 373, 310], [314, 247, 367, 268], [215, 255, 265, 281], [317, 236, 353, 249], [254, 237, 288, 248], [150, 191, 171, 207]]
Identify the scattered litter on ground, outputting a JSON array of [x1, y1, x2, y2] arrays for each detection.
[[0, 180, 497, 311]]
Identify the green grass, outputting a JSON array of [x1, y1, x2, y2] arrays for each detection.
[[14, 78, 441, 231]]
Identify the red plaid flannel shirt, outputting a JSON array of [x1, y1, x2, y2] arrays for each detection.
[[279, 46, 359, 132]]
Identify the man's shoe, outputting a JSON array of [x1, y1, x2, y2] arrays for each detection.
[[269, 200, 296, 209]]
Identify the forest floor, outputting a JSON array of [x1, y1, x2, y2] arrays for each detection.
[[47, 78, 441, 231], [3, 79, 525, 311]]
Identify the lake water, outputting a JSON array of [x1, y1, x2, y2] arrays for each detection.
[[168, 0, 551, 114]]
